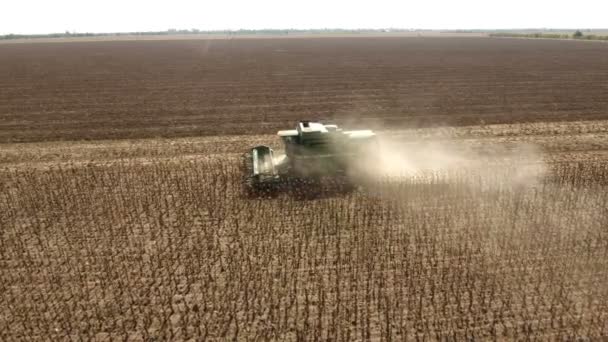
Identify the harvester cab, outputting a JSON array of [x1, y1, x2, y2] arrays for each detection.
[[243, 121, 376, 190]]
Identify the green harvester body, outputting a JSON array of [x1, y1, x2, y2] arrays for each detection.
[[243, 121, 376, 189]]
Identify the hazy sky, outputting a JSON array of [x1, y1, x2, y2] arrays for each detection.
[[2, 0, 607, 35]]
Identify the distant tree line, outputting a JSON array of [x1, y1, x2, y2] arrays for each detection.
[[5, 29, 606, 41], [0, 28, 413, 40], [490, 31, 608, 41]]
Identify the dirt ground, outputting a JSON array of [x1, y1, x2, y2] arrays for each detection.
[[1, 37, 608, 340], [1, 37, 607, 142], [1, 119, 607, 167]]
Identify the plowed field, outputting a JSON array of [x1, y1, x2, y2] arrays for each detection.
[[1, 37, 607, 142]]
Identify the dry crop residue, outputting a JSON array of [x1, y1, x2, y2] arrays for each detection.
[[2, 119, 608, 340]]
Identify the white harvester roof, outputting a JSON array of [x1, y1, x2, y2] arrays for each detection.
[[277, 122, 375, 142], [299, 121, 327, 133], [277, 121, 376, 138]]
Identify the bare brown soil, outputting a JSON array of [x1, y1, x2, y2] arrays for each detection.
[[1, 37, 608, 340], [1, 37, 607, 143]]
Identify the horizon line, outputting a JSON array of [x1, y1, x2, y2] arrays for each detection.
[[2, 27, 608, 37]]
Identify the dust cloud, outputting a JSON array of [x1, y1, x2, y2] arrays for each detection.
[[352, 135, 547, 189]]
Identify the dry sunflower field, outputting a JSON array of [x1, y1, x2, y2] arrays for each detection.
[[1, 36, 608, 340]]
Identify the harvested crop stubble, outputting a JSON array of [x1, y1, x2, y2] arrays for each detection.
[[1, 157, 607, 340]]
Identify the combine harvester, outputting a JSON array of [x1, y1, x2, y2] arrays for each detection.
[[243, 121, 377, 192]]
